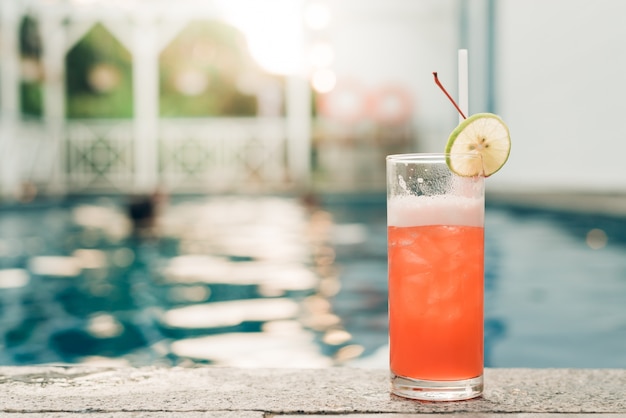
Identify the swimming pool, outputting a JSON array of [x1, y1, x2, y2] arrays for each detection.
[[0, 194, 624, 368], [326, 194, 626, 369]]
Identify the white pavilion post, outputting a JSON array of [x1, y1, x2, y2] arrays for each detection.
[[286, 74, 312, 188], [40, 11, 68, 196], [132, 14, 159, 194], [286, 0, 312, 190], [0, 0, 21, 198]]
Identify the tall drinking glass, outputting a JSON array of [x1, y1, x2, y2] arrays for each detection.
[[386, 153, 485, 401]]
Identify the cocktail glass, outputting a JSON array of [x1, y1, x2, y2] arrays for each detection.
[[386, 152, 485, 401]]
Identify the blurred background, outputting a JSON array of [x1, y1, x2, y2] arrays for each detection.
[[3, 0, 626, 197], [0, 0, 624, 368]]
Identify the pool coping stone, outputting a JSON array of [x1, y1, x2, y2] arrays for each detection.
[[0, 366, 624, 416]]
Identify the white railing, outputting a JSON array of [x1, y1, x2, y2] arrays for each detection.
[[65, 119, 135, 192], [5, 117, 412, 196], [158, 118, 288, 193], [11, 117, 289, 195]]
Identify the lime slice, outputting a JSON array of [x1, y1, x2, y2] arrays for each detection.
[[445, 112, 511, 177]]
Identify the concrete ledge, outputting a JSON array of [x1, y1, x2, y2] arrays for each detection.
[[0, 366, 624, 416]]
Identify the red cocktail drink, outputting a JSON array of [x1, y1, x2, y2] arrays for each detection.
[[387, 154, 485, 401], [388, 223, 484, 380]]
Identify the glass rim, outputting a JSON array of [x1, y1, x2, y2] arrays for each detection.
[[386, 152, 481, 163]]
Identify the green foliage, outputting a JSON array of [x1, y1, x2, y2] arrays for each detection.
[[27, 19, 286, 119], [159, 20, 260, 117], [20, 82, 42, 117], [19, 15, 41, 58], [66, 23, 133, 119], [19, 16, 43, 117]]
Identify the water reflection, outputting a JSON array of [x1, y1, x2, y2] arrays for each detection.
[[170, 330, 332, 368], [160, 298, 300, 330], [0, 195, 361, 367], [0, 269, 30, 289], [1, 195, 625, 368]]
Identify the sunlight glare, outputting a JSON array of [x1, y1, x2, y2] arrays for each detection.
[[304, 2, 331, 30], [217, 0, 304, 75], [309, 42, 334, 69], [311, 69, 336, 93]]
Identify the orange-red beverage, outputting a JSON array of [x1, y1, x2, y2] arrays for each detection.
[[388, 224, 484, 380], [386, 153, 484, 401]]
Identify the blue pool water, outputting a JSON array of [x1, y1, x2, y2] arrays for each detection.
[[327, 195, 626, 369], [0, 194, 624, 368]]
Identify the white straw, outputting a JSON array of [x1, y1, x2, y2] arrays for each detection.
[[457, 49, 469, 122]]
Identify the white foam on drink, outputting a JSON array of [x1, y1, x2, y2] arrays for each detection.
[[387, 195, 484, 227]]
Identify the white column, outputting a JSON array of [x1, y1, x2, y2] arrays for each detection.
[[0, 0, 21, 198], [286, 0, 312, 189], [132, 15, 159, 194], [286, 75, 312, 188], [41, 12, 68, 196]]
